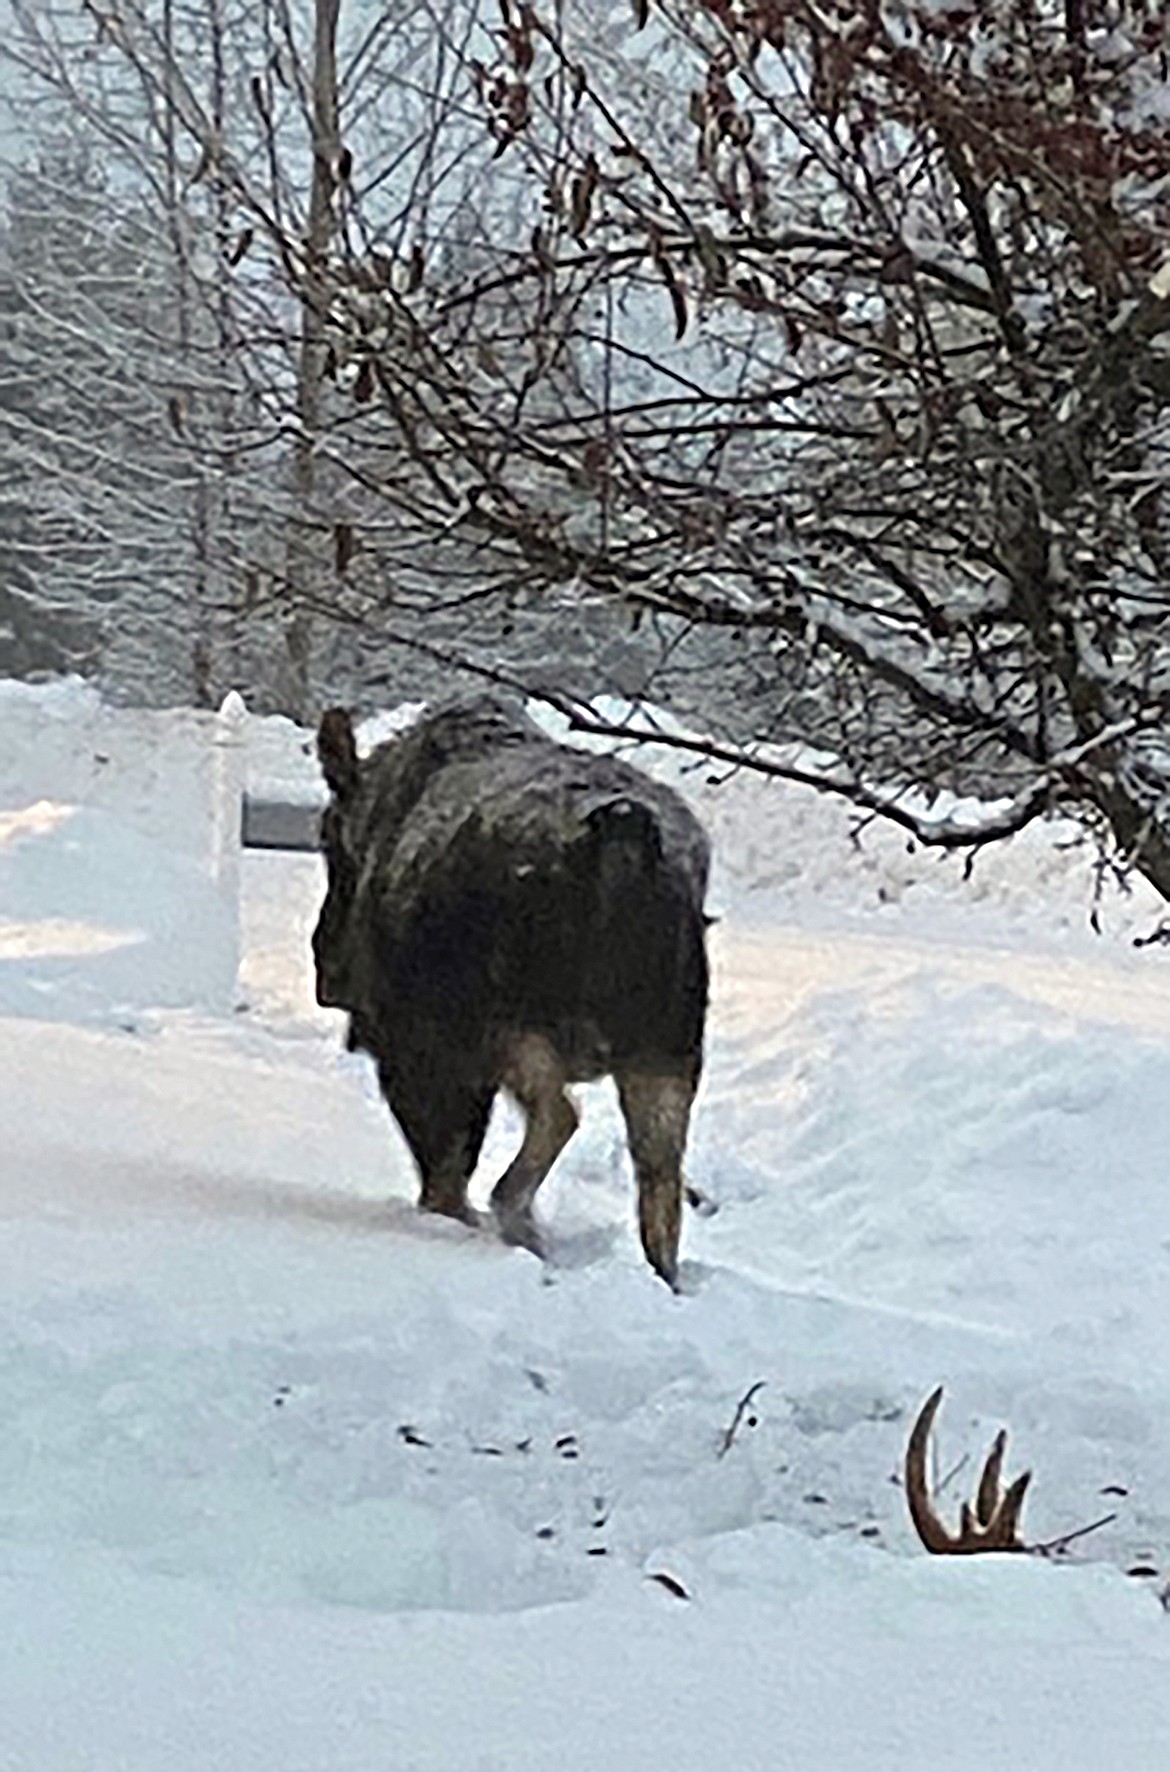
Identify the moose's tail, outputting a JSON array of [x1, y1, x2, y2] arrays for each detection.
[[583, 796, 707, 1067], [585, 796, 662, 886]]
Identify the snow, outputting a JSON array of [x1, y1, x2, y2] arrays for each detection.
[[0, 677, 241, 1021], [3, 678, 1170, 1768]]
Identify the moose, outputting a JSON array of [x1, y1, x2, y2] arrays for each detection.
[[312, 696, 711, 1288]]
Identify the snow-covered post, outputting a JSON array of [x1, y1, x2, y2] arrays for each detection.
[[210, 689, 248, 1002]]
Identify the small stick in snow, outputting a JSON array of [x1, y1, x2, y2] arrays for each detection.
[[1031, 1513, 1118, 1559], [397, 1424, 432, 1448], [717, 1380, 766, 1458], [936, 1451, 970, 1498], [646, 1571, 690, 1601]]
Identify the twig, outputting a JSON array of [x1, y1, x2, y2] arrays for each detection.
[[646, 1570, 690, 1601], [717, 1381, 766, 1458], [936, 1451, 970, 1499], [1030, 1512, 1117, 1558], [1133, 919, 1170, 950]]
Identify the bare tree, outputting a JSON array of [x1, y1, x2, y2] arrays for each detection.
[[4, 0, 588, 714], [0, 142, 204, 690], [355, 0, 1170, 897], [0, 0, 277, 705], [12, 0, 1170, 908], [477, 0, 1170, 895]]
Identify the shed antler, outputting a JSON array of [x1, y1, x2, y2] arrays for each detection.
[[905, 1386, 1032, 1554]]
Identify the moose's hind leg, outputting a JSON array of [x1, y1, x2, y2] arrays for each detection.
[[377, 1056, 492, 1226], [491, 1035, 579, 1257], [615, 1067, 697, 1290]]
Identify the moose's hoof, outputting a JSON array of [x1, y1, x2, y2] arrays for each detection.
[[650, 1254, 680, 1292], [493, 1203, 545, 1260], [419, 1192, 478, 1228]]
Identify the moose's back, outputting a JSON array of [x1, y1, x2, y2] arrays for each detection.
[[357, 714, 710, 1077]]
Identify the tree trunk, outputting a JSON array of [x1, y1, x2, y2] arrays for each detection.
[[162, 0, 214, 706], [282, 0, 342, 721]]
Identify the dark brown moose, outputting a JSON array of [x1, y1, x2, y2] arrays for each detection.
[[312, 697, 711, 1288]]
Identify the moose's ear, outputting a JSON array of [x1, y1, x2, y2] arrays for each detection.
[[317, 707, 359, 798]]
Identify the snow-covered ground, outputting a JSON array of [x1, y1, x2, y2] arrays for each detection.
[[3, 677, 1170, 1769]]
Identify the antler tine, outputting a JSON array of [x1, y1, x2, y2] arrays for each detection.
[[904, 1387, 1032, 1555], [904, 1384, 954, 1554], [976, 1428, 1007, 1528], [996, 1468, 1033, 1544]]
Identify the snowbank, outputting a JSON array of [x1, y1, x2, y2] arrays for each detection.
[[0, 680, 241, 1019], [3, 677, 1170, 1768]]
